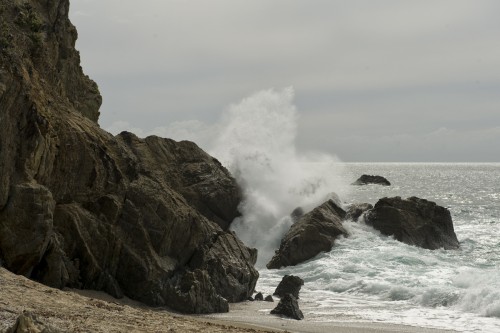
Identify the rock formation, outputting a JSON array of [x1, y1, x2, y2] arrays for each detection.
[[0, 0, 257, 313], [365, 197, 460, 250], [267, 200, 348, 269], [352, 175, 391, 186], [345, 203, 373, 222], [273, 275, 304, 299], [270, 294, 304, 320]]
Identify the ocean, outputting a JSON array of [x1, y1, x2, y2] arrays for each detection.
[[254, 163, 500, 333], [205, 89, 499, 332]]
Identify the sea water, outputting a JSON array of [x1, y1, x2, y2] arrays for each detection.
[[205, 88, 499, 332], [256, 163, 500, 333]]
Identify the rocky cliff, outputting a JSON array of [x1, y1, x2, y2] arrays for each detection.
[[0, 0, 258, 313]]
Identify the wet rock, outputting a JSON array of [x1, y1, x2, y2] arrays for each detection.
[[345, 203, 373, 222], [270, 294, 304, 320], [273, 275, 304, 299], [166, 269, 229, 314], [267, 200, 348, 269], [254, 292, 264, 301], [365, 196, 459, 250], [352, 175, 391, 186], [290, 207, 304, 222], [264, 295, 274, 302]]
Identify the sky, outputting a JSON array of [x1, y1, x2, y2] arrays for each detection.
[[69, 0, 500, 162]]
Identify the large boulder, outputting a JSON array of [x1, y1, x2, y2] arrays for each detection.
[[270, 294, 304, 320], [365, 197, 460, 250], [0, 0, 257, 314], [273, 275, 304, 299], [352, 175, 391, 186], [267, 200, 348, 269]]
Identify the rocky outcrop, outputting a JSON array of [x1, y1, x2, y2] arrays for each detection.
[[345, 203, 373, 222], [365, 197, 460, 250], [273, 275, 304, 299], [352, 175, 391, 186], [270, 294, 304, 320], [267, 200, 348, 269], [0, 0, 257, 314]]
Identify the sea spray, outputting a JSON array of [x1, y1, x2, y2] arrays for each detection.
[[209, 88, 348, 265]]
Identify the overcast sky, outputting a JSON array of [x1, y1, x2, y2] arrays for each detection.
[[70, 0, 500, 162]]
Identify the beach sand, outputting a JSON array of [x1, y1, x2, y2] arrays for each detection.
[[0, 268, 455, 332]]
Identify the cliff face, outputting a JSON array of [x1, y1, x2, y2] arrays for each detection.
[[0, 0, 258, 313]]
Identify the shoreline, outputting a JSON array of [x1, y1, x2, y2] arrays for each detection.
[[202, 301, 457, 333], [0, 268, 455, 333]]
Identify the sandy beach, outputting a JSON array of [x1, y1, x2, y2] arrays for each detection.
[[0, 268, 456, 333]]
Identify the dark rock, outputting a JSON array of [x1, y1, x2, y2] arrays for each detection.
[[345, 203, 373, 222], [247, 296, 254, 301], [0, 1, 257, 314], [254, 292, 264, 301], [267, 200, 348, 269], [290, 207, 304, 222], [352, 175, 391, 186], [270, 294, 304, 320], [365, 196, 459, 250], [264, 295, 274, 302], [273, 275, 304, 299], [6, 311, 64, 333], [165, 269, 229, 314]]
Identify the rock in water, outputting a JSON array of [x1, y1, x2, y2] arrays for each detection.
[[365, 197, 460, 250], [254, 292, 264, 301], [273, 275, 304, 299], [345, 203, 373, 222], [352, 175, 391, 186], [267, 200, 348, 269], [264, 295, 274, 302], [0, 0, 257, 314], [270, 294, 304, 320]]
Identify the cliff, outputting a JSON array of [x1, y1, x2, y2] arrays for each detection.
[[0, 0, 258, 313]]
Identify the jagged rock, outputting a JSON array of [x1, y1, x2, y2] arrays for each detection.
[[273, 275, 304, 299], [290, 207, 304, 222], [254, 292, 264, 301], [270, 294, 304, 320], [267, 200, 348, 269], [0, 0, 257, 314], [6, 311, 64, 333], [365, 197, 460, 250], [165, 269, 229, 314], [352, 175, 391, 186], [345, 203, 373, 222], [264, 295, 274, 302]]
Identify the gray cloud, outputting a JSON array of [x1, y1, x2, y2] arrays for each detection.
[[70, 0, 500, 161]]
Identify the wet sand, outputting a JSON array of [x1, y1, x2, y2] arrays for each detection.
[[0, 268, 455, 332]]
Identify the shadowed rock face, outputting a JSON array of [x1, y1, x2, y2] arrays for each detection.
[[270, 294, 304, 320], [267, 200, 348, 269], [365, 196, 460, 250], [0, 0, 257, 314]]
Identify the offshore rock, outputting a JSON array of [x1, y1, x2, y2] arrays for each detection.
[[352, 175, 391, 186], [273, 275, 304, 299], [365, 197, 460, 250], [270, 294, 304, 320], [0, 0, 257, 314], [267, 200, 348, 269]]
